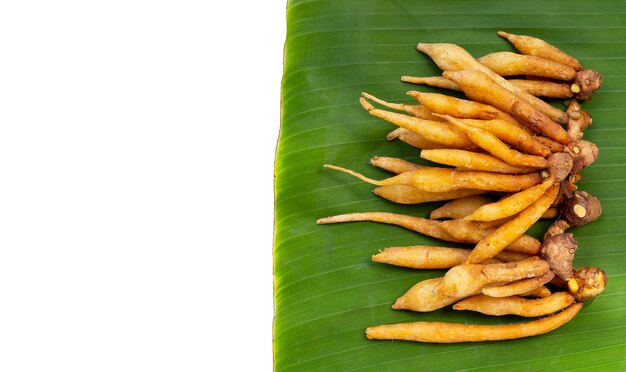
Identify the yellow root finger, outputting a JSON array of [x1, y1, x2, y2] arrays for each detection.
[[401, 75, 462, 91], [421, 149, 537, 174], [497, 31, 582, 71], [360, 92, 444, 121], [444, 117, 550, 157], [373, 245, 527, 269], [360, 97, 475, 149], [477, 207, 557, 229], [373, 185, 486, 204], [325, 163, 542, 193], [402, 75, 574, 99], [406, 91, 531, 133], [440, 257, 550, 298], [482, 270, 555, 297], [440, 219, 540, 255], [372, 246, 497, 269], [365, 302, 582, 343], [430, 195, 494, 219], [386, 128, 453, 149], [442, 69, 571, 144], [316, 212, 460, 243], [464, 176, 556, 222], [417, 42, 568, 124], [508, 79, 574, 99], [409, 167, 542, 193], [391, 277, 461, 312], [465, 185, 560, 263], [442, 115, 549, 168], [369, 156, 422, 174], [453, 292, 575, 317], [478, 52, 577, 81]]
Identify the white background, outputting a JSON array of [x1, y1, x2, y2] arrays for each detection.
[[0, 1, 282, 370]]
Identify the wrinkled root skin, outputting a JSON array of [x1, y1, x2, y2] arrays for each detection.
[[565, 99, 592, 141], [543, 220, 571, 241], [548, 152, 574, 183], [572, 69, 602, 101], [540, 233, 577, 280], [567, 140, 599, 174]]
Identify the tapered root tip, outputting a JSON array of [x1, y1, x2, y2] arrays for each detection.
[[359, 96, 375, 111], [316, 213, 371, 225], [371, 251, 384, 262], [386, 129, 402, 141], [323, 163, 350, 173], [323, 163, 346, 174], [416, 43, 429, 53], [497, 31, 510, 38], [317, 214, 357, 224], [365, 326, 388, 340], [322, 164, 384, 186], [316, 217, 331, 224], [406, 90, 422, 99], [391, 297, 406, 310]]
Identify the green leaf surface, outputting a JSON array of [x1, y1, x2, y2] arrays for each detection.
[[275, 1, 626, 370]]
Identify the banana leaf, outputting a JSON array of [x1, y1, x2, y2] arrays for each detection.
[[275, 0, 626, 370]]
